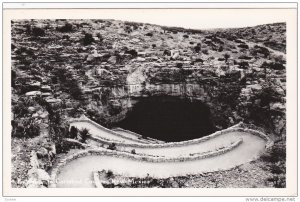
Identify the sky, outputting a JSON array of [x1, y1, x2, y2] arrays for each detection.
[[84, 9, 291, 29]]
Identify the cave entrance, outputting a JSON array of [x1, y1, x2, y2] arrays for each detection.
[[114, 96, 216, 142]]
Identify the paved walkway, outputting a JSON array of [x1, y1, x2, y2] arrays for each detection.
[[57, 121, 267, 188]]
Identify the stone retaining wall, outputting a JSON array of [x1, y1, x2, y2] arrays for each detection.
[[69, 116, 150, 144], [70, 116, 244, 148], [86, 123, 243, 148], [112, 127, 165, 144], [70, 118, 273, 151], [64, 138, 89, 148], [229, 124, 273, 149]]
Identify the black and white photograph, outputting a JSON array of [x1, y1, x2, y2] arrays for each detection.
[[2, 2, 298, 198]]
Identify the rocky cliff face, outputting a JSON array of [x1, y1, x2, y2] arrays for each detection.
[[11, 19, 286, 136], [85, 72, 243, 129]]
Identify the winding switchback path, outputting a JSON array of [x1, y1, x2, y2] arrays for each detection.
[[55, 119, 269, 188]]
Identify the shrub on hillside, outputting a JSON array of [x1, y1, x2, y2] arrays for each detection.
[[124, 26, 132, 33], [235, 39, 245, 44], [62, 35, 70, 40], [239, 61, 249, 69], [106, 170, 114, 178], [108, 143, 116, 150], [57, 23, 74, 32], [202, 49, 209, 55], [263, 41, 286, 53], [224, 53, 230, 62], [163, 50, 171, 56], [176, 63, 183, 68], [238, 44, 249, 49], [145, 32, 153, 37], [125, 49, 138, 58], [11, 118, 40, 138], [194, 58, 204, 63], [83, 33, 94, 46], [260, 62, 285, 70], [194, 43, 202, 53], [267, 175, 286, 188], [272, 54, 285, 64], [238, 55, 252, 60], [251, 45, 270, 58], [260, 145, 285, 163], [79, 128, 90, 143], [218, 46, 224, 52], [69, 126, 78, 139], [32, 27, 45, 37], [11, 70, 16, 87], [260, 143, 286, 188]]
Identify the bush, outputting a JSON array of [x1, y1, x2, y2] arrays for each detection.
[[260, 145, 286, 163], [238, 44, 249, 49], [62, 35, 70, 40], [253, 45, 270, 58], [55, 140, 72, 154], [124, 26, 132, 33], [108, 143, 116, 150], [235, 39, 245, 44], [125, 49, 138, 58], [79, 128, 90, 143], [238, 55, 252, 60], [69, 126, 78, 139], [194, 58, 203, 63], [176, 63, 183, 68], [163, 50, 171, 56], [267, 175, 286, 188], [32, 27, 45, 37], [83, 33, 94, 46], [263, 41, 285, 53], [11, 118, 40, 138], [239, 61, 249, 69], [261, 62, 285, 70], [218, 46, 224, 52], [224, 53, 230, 62], [11, 70, 16, 87], [57, 23, 73, 32], [106, 170, 114, 178], [202, 49, 208, 55], [194, 43, 201, 53], [261, 143, 286, 188], [145, 33, 153, 37]]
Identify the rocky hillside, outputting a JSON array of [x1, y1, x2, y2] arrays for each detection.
[[207, 23, 286, 53], [12, 19, 286, 130], [11, 20, 286, 188]]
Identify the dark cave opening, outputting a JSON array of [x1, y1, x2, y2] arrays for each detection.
[[114, 96, 217, 142]]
